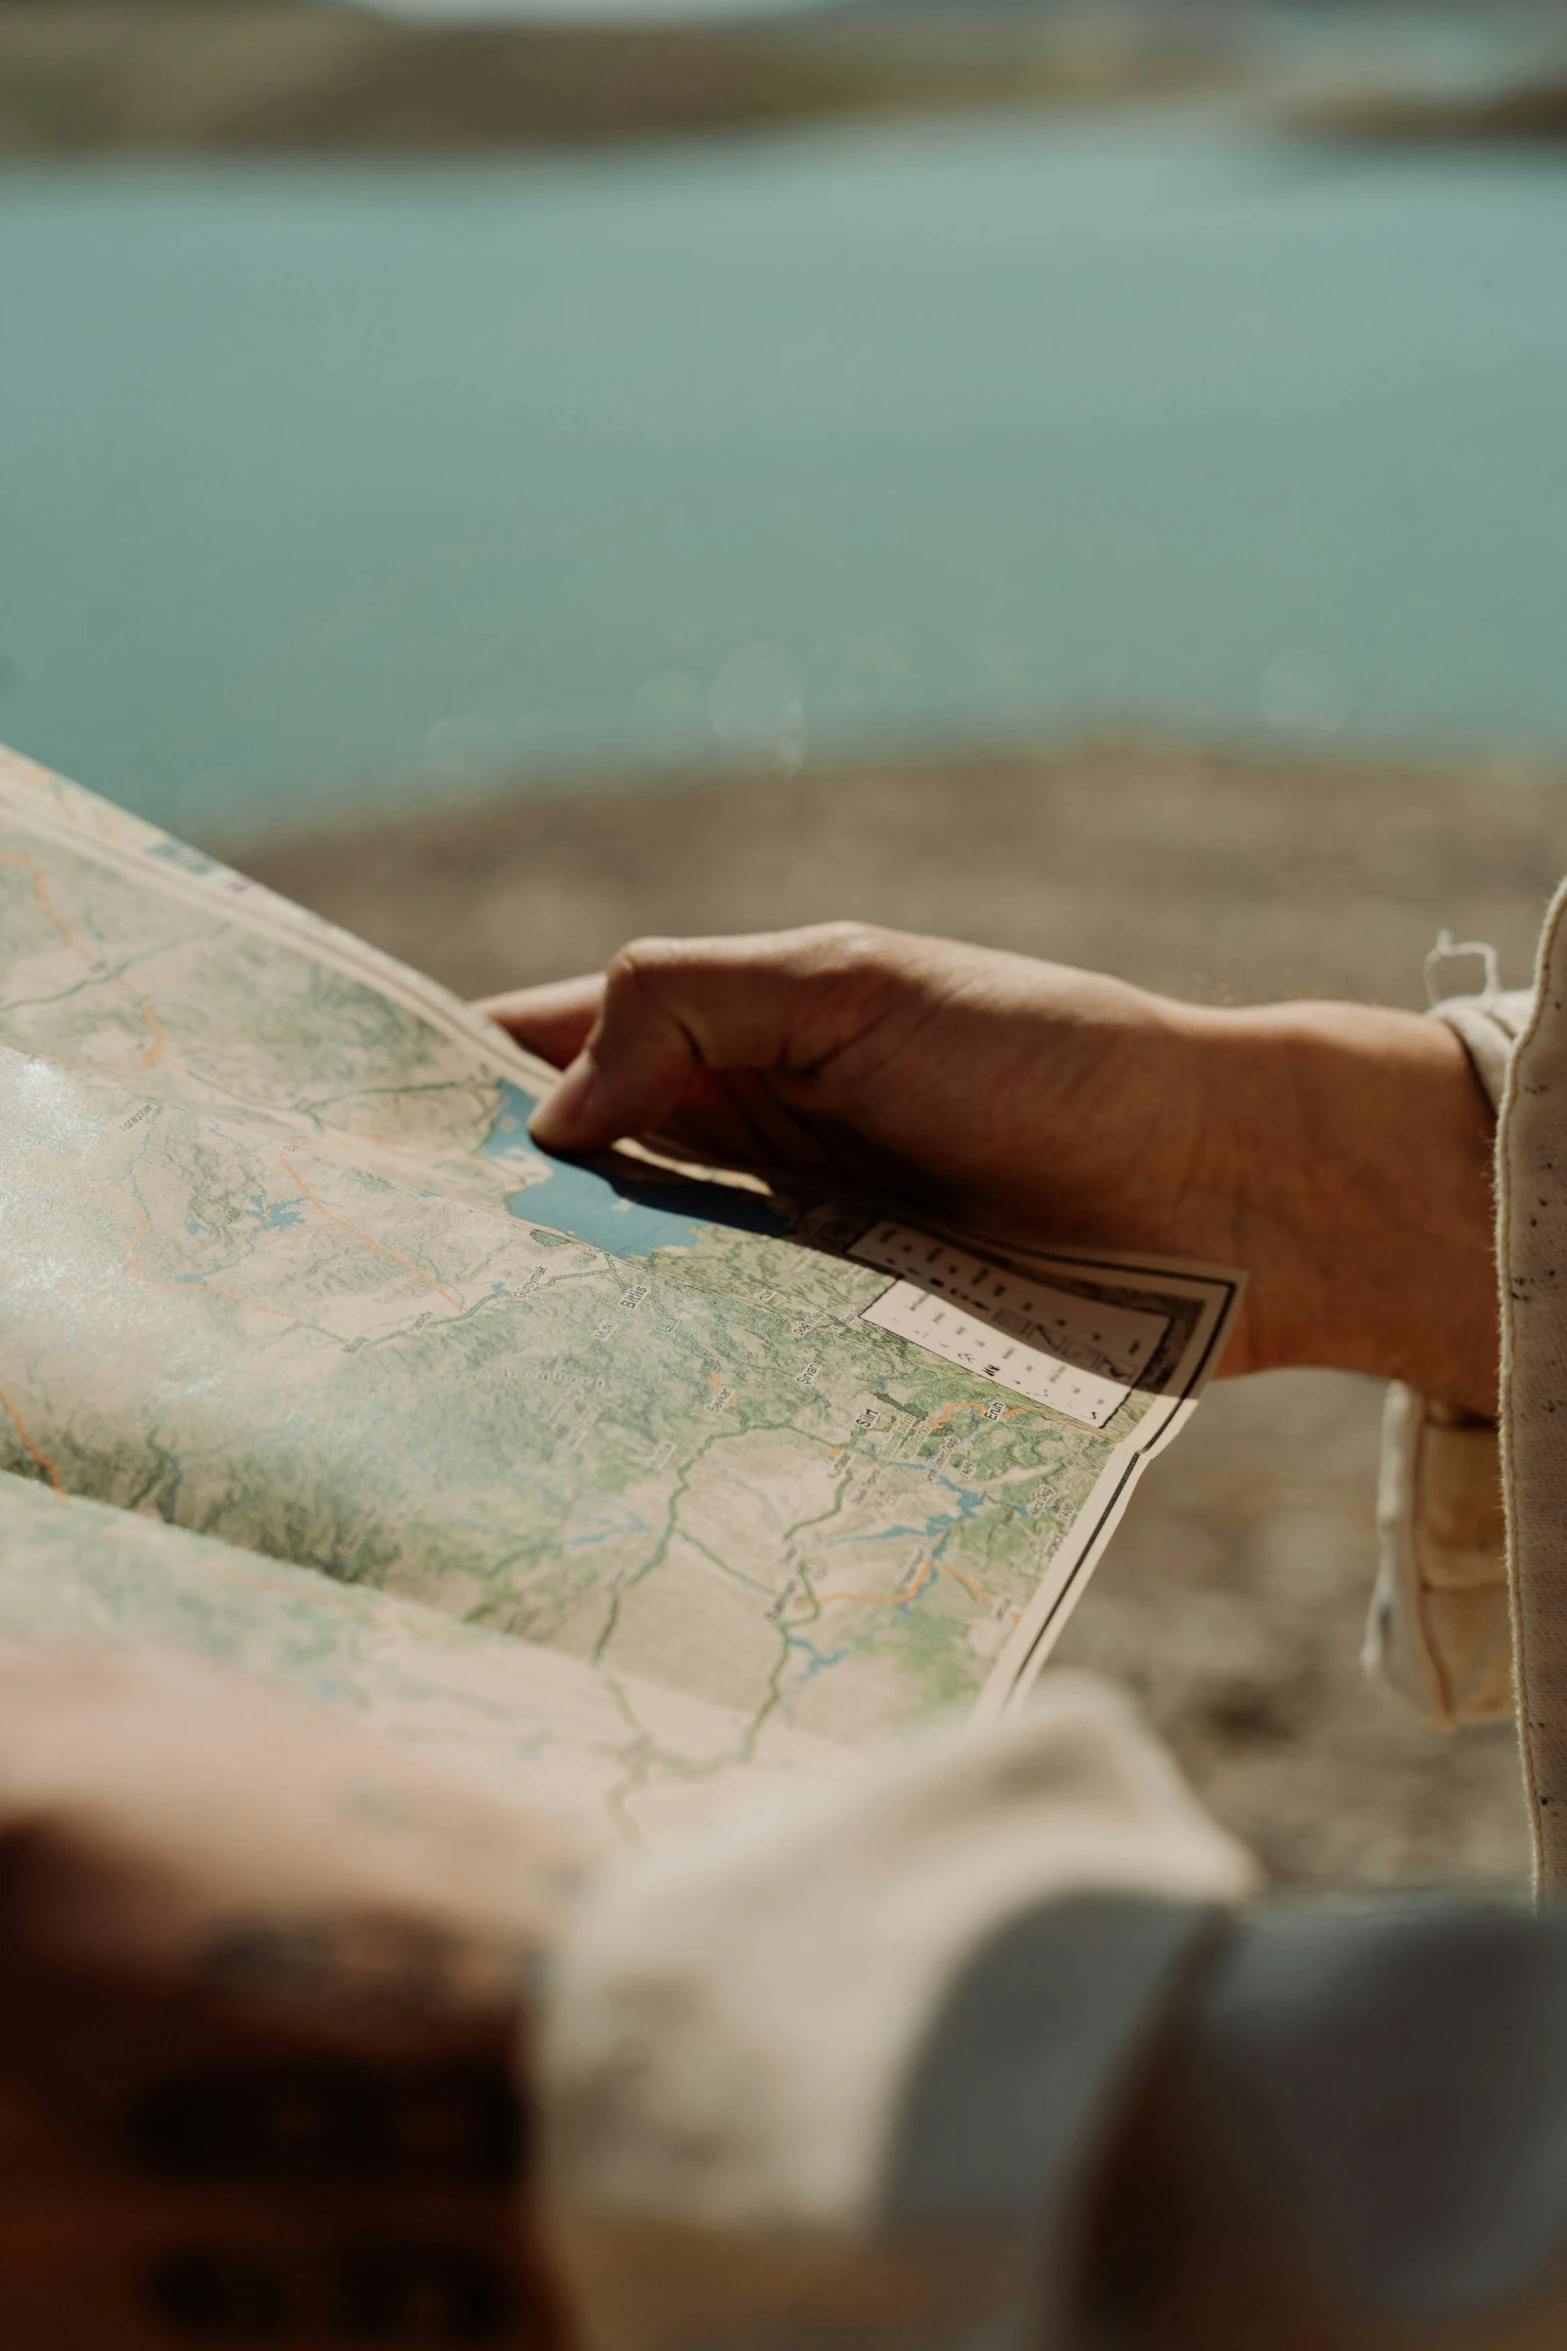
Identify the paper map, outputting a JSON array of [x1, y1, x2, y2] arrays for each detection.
[[850, 1223, 1170, 1428], [0, 742, 1241, 1839]]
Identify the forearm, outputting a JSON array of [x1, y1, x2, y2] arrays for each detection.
[[1192, 1001, 1499, 1416], [483, 927, 1502, 1416]]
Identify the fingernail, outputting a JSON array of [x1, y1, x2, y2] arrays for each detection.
[[531, 1054, 600, 1150]]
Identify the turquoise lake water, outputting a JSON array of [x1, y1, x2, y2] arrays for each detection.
[[2, 110, 1566, 841]]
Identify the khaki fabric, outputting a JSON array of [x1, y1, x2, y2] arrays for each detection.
[[1365, 987, 1528, 1729], [1500, 888, 1567, 1890], [1372, 937, 1567, 1889], [1367, 1384, 1511, 1727], [1440, 988, 1535, 1112]]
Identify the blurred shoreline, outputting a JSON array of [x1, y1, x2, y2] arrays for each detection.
[[5, 0, 1566, 159], [239, 732, 1563, 1012], [0, 2, 1231, 156]]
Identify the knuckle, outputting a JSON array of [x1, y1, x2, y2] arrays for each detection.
[[606, 937, 684, 994], [808, 918, 882, 957], [800, 920, 897, 977]]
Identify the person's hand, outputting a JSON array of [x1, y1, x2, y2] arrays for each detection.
[[477, 923, 1497, 1414]]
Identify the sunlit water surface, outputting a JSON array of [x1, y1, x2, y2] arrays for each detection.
[[3, 111, 1566, 838]]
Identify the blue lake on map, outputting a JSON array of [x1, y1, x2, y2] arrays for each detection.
[[481, 1081, 790, 1257]]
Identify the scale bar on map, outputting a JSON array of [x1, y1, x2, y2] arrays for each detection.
[[849, 1222, 1170, 1429]]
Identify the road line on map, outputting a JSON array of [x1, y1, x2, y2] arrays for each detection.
[[278, 1145, 463, 1308], [0, 1383, 63, 1494]]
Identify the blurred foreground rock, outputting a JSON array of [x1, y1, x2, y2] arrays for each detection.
[[243, 737, 1566, 1890]]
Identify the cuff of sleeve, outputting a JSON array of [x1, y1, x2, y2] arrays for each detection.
[[1366, 1382, 1510, 1728], [1362, 986, 1521, 1728], [1436, 988, 1533, 1112]]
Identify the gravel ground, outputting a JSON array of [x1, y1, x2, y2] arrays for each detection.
[[239, 736, 1567, 1890]]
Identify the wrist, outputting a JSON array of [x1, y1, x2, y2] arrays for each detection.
[[1190, 999, 1498, 1414]]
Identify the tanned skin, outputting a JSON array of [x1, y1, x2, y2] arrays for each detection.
[[478, 922, 1498, 1420]]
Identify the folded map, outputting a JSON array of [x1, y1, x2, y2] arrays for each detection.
[[0, 742, 1243, 1852]]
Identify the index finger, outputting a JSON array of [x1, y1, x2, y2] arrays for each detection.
[[473, 974, 605, 1070]]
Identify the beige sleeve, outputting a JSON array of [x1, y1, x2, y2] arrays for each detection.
[[538, 1677, 1567, 2351], [538, 1673, 1257, 2351], [1497, 892, 1567, 1891], [1363, 987, 1529, 1729]]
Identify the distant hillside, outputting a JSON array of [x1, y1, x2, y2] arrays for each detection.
[[1289, 76, 1567, 145], [0, 2, 1231, 155]]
